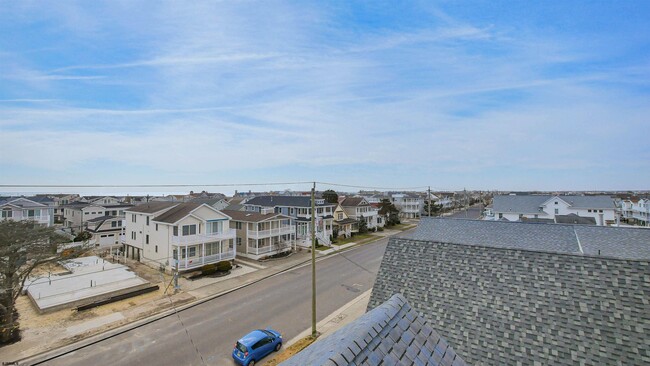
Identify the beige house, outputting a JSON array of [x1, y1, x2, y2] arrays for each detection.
[[340, 197, 383, 229], [123, 202, 235, 272], [222, 210, 295, 260], [333, 204, 357, 238]]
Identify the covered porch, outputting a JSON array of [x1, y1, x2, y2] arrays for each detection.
[[171, 239, 235, 271]]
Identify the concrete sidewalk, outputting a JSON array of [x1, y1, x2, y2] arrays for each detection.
[[285, 289, 372, 348]]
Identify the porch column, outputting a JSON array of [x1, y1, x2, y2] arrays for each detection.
[[202, 242, 205, 265]]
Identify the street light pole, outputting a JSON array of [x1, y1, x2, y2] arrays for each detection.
[[311, 182, 317, 338]]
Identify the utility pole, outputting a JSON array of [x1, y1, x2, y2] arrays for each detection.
[[464, 188, 468, 218], [428, 186, 432, 217], [311, 182, 317, 338]]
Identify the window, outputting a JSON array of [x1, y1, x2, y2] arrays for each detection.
[[132, 214, 137, 223], [554, 209, 559, 214], [111, 221, 118, 227], [1, 209, 12, 218], [173, 226, 178, 236], [155, 245, 158, 253], [146, 235, 149, 244], [85, 212, 89, 215], [588, 209, 592, 213], [188, 247, 196, 257], [131, 231, 136, 240], [207, 221, 223, 234], [236, 237, 242, 246], [554, 201, 558, 205], [182, 224, 197, 236], [146, 216, 150, 226], [235, 222, 242, 230], [498, 213, 503, 219], [599, 210, 603, 213], [156, 224, 158, 231]]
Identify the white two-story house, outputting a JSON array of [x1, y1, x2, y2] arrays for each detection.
[[485, 195, 617, 226], [243, 196, 335, 246], [222, 210, 295, 260], [391, 193, 423, 219], [0, 197, 53, 226], [631, 199, 649, 226], [123, 202, 235, 272], [340, 197, 383, 229], [64, 203, 133, 234]]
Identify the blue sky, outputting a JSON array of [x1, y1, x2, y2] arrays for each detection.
[[1, 1, 648, 194]]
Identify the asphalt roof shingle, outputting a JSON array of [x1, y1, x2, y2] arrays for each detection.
[[414, 218, 650, 260], [153, 203, 202, 223], [280, 294, 468, 366], [369, 238, 650, 366]]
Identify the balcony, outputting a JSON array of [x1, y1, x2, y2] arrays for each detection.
[[247, 242, 292, 256], [247, 225, 295, 239], [170, 250, 235, 270], [4, 214, 51, 224], [171, 229, 236, 245]]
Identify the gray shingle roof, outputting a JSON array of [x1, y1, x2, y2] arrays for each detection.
[[369, 238, 650, 366], [414, 218, 650, 260], [492, 195, 616, 213], [127, 202, 177, 213], [556, 195, 617, 209], [245, 195, 334, 208], [280, 294, 468, 366], [492, 195, 548, 214], [153, 203, 202, 223]]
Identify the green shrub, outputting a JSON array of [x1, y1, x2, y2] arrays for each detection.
[[377, 227, 384, 232], [201, 263, 217, 275], [216, 260, 232, 272]]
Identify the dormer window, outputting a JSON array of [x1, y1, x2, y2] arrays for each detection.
[[555, 201, 558, 205]]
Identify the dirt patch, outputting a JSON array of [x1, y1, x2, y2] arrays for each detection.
[[263, 335, 319, 365]]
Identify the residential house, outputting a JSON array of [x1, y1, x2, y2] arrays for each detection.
[[485, 194, 617, 225], [190, 197, 229, 211], [369, 233, 649, 365], [123, 202, 235, 272], [222, 210, 294, 260], [78, 196, 122, 205], [631, 198, 650, 226], [333, 204, 357, 238], [64, 202, 133, 234], [0, 197, 53, 226], [85, 215, 124, 247], [391, 193, 422, 219], [34, 194, 79, 224], [340, 197, 383, 229], [243, 196, 335, 246]]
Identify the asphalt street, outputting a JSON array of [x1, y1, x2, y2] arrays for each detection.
[[447, 204, 484, 219], [42, 229, 414, 366]]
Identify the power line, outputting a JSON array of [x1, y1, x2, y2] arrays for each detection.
[[0, 182, 313, 189], [316, 181, 429, 191]]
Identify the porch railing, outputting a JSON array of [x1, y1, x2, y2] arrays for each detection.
[[171, 229, 236, 244], [170, 250, 235, 270], [247, 225, 295, 239]]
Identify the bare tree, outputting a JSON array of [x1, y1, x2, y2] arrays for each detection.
[[0, 220, 81, 344]]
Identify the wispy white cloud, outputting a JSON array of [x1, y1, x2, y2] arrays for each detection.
[[0, 1, 648, 190]]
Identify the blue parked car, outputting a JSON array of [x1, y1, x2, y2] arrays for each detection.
[[232, 329, 282, 366]]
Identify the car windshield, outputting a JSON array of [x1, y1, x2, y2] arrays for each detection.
[[236, 342, 247, 353], [260, 330, 274, 337]]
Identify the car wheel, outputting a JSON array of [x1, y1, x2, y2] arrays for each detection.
[[248, 360, 255, 366], [275, 343, 282, 352]]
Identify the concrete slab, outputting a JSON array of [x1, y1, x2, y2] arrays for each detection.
[[25, 256, 150, 313]]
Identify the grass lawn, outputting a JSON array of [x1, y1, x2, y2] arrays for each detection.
[[333, 232, 375, 246]]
